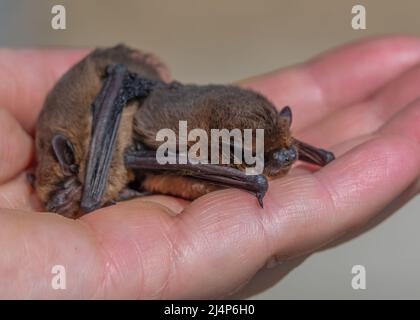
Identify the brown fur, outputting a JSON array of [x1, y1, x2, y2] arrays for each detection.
[[35, 44, 169, 216], [134, 84, 294, 201], [142, 175, 219, 200], [134, 84, 293, 170]]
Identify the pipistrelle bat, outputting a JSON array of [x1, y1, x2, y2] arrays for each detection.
[[34, 45, 334, 218]]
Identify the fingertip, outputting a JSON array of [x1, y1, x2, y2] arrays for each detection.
[[307, 35, 420, 109], [315, 135, 420, 216], [0, 108, 34, 183], [240, 35, 420, 133], [0, 48, 90, 133]]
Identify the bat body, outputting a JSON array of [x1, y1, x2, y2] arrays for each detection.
[[131, 84, 295, 197], [34, 45, 334, 218]]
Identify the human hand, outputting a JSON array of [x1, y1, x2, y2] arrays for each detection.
[[0, 36, 419, 299]]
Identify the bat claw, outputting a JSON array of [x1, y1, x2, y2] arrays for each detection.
[[324, 151, 335, 164], [256, 192, 265, 208]]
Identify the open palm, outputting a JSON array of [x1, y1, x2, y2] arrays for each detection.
[[0, 36, 419, 298]]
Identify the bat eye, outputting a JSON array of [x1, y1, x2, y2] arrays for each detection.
[[272, 147, 297, 167]]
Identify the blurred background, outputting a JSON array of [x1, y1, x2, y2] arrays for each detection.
[[0, 0, 419, 299]]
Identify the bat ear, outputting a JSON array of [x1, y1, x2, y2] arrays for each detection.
[[51, 134, 78, 176], [279, 106, 292, 128]]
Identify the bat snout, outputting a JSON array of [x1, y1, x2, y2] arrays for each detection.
[[46, 177, 83, 218]]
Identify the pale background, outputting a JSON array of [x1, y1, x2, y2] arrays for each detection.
[[0, 0, 419, 299]]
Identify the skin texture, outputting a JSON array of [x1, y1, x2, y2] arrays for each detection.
[[0, 36, 419, 298]]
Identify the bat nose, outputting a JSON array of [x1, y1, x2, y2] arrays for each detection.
[[273, 147, 297, 167], [289, 147, 297, 161]]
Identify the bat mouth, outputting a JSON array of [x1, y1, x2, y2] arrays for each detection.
[[46, 177, 82, 217]]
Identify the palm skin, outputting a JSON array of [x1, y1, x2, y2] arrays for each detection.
[[0, 36, 419, 299]]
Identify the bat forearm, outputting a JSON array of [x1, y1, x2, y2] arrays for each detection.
[[125, 149, 268, 207]]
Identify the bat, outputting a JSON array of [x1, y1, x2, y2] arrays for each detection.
[[34, 45, 335, 218]]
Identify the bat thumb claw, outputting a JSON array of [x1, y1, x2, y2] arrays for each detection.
[[256, 192, 265, 208], [324, 151, 335, 164]]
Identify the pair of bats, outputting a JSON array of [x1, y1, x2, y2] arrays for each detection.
[[34, 45, 334, 218]]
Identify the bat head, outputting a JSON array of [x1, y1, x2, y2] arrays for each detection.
[[34, 112, 135, 219], [263, 106, 298, 177], [35, 131, 85, 218]]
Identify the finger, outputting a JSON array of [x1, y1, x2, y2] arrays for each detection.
[[0, 172, 42, 211], [231, 255, 309, 299], [167, 103, 419, 298], [260, 102, 419, 260], [0, 200, 184, 299], [134, 194, 189, 215], [0, 108, 33, 183], [0, 209, 105, 299], [0, 49, 89, 133], [297, 63, 420, 147], [73, 98, 418, 299], [240, 36, 420, 131]]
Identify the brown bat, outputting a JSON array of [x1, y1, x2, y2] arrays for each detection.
[[34, 45, 334, 218]]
